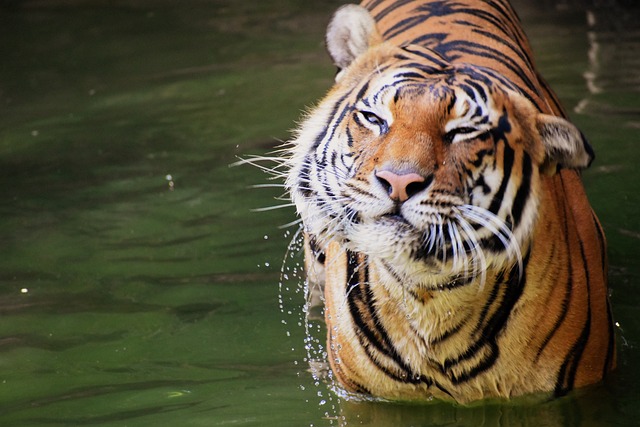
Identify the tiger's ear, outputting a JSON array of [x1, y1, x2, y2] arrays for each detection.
[[537, 114, 595, 175], [326, 5, 382, 80]]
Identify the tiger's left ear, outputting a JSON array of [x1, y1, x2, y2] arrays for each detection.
[[326, 5, 382, 81], [537, 114, 595, 175]]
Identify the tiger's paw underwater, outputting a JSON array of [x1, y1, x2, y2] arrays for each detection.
[[284, 0, 615, 404]]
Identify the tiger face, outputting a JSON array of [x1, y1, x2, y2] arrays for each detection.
[[287, 40, 591, 292]]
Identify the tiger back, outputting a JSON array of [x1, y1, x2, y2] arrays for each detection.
[[285, 0, 615, 403]]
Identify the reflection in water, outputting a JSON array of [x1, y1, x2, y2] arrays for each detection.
[[336, 392, 617, 427], [577, 1, 640, 115]]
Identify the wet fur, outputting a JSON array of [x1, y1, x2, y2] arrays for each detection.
[[284, 0, 614, 403]]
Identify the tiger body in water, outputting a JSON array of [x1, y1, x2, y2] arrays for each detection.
[[284, 0, 615, 403]]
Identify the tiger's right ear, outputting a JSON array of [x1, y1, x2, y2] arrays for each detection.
[[536, 114, 595, 174], [326, 5, 382, 80]]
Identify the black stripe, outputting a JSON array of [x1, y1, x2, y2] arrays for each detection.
[[464, 79, 488, 103], [372, 0, 416, 21], [485, 0, 531, 54], [311, 93, 350, 151], [394, 71, 431, 80], [379, 259, 405, 283], [307, 234, 325, 265], [330, 150, 338, 172], [553, 178, 593, 397], [352, 111, 365, 128], [532, 184, 569, 362], [593, 211, 616, 376], [356, 81, 370, 101], [535, 252, 572, 361], [383, 14, 429, 39], [455, 8, 516, 45], [486, 0, 520, 26], [345, 255, 447, 388], [346, 253, 418, 383], [362, 0, 384, 11], [345, 182, 376, 199], [298, 156, 313, 198], [554, 292, 591, 397], [320, 104, 353, 164], [473, 269, 504, 338], [453, 19, 481, 29], [410, 4, 516, 44], [448, 342, 500, 384], [511, 152, 532, 227], [345, 127, 354, 148], [471, 27, 533, 71], [487, 112, 514, 217], [429, 316, 468, 346], [402, 45, 450, 68], [436, 41, 539, 96], [442, 250, 530, 384], [446, 92, 457, 115], [408, 32, 449, 49]]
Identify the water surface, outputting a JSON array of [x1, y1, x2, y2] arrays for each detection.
[[0, 1, 638, 426]]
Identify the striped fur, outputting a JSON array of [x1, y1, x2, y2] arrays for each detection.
[[285, 0, 614, 403]]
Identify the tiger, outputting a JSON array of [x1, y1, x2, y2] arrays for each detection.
[[283, 0, 615, 403]]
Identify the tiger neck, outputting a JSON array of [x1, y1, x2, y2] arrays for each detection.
[[367, 256, 526, 360]]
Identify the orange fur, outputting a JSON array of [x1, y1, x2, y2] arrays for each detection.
[[288, 0, 614, 403]]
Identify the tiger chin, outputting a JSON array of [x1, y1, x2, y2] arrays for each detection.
[[284, 0, 615, 404]]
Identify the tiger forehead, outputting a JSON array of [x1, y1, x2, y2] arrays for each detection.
[[357, 76, 498, 124]]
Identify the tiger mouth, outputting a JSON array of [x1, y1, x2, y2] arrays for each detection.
[[345, 203, 523, 286], [379, 212, 410, 224]]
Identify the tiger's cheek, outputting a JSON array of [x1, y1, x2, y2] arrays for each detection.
[[347, 129, 382, 179], [468, 166, 501, 208], [447, 140, 498, 207]]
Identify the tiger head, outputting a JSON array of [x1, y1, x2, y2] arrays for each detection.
[[286, 5, 594, 290]]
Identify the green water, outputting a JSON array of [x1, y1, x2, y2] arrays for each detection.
[[0, 1, 638, 426]]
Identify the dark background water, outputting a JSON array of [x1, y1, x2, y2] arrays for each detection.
[[0, 1, 638, 426]]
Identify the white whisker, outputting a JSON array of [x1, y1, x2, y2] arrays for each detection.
[[454, 213, 488, 288], [437, 214, 446, 265], [446, 219, 459, 273], [457, 204, 523, 279], [278, 218, 304, 229], [342, 258, 369, 309], [251, 183, 286, 189], [251, 203, 296, 212]]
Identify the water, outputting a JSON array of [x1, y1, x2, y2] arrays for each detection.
[[0, 1, 638, 426]]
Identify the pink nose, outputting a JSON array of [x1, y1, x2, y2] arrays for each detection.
[[375, 170, 428, 203]]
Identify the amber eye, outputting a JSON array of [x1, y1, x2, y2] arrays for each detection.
[[444, 127, 490, 144], [362, 111, 384, 126], [356, 110, 389, 133], [444, 127, 476, 143]]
